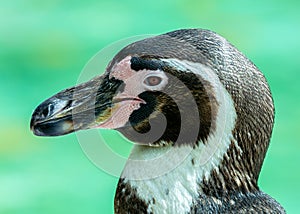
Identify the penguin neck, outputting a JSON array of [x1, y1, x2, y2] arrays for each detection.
[[117, 130, 237, 213], [118, 145, 225, 211]]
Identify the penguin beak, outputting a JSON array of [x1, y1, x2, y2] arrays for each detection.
[[30, 74, 145, 136]]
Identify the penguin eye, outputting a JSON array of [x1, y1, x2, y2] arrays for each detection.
[[142, 72, 168, 90], [144, 76, 162, 86]]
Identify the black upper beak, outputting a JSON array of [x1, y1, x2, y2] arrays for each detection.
[[30, 97, 74, 136], [30, 74, 122, 136]]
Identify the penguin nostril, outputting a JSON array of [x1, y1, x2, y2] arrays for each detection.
[[41, 107, 49, 118], [35, 99, 70, 121], [49, 103, 54, 113], [42, 103, 54, 118]]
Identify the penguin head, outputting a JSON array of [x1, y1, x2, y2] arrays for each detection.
[[30, 52, 217, 147], [30, 29, 274, 193]]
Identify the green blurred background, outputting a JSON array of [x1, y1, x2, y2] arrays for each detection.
[[1, 0, 299, 213]]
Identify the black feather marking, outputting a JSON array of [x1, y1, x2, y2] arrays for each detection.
[[130, 56, 163, 71]]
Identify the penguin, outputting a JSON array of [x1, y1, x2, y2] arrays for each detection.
[[30, 29, 285, 213]]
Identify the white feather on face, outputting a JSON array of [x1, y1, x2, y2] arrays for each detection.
[[121, 59, 238, 214]]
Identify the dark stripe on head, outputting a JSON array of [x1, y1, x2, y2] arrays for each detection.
[[130, 56, 164, 71]]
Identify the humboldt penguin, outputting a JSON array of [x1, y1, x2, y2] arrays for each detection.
[[30, 29, 285, 213]]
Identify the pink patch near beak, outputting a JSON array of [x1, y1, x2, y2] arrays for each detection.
[[94, 56, 147, 129], [94, 95, 145, 129]]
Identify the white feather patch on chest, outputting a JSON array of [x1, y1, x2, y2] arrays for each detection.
[[120, 59, 237, 214]]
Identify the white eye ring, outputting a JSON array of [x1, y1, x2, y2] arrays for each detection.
[[144, 76, 162, 86], [142, 71, 168, 91]]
